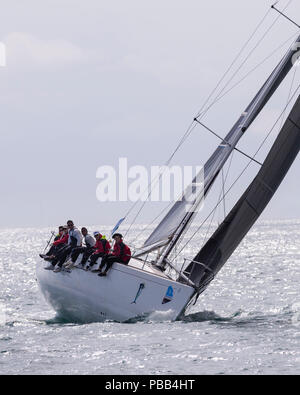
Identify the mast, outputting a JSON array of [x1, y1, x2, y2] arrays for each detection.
[[151, 32, 300, 269], [182, 94, 300, 291]]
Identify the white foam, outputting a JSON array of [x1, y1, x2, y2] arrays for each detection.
[[0, 302, 6, 326], [147, 309, 175, 322], [291, 302, 300, 327]]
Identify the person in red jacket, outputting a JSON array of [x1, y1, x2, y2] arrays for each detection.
[[98, 233, 131, 277], [40, 226, 69, 260], [87, 232, 111, 270]]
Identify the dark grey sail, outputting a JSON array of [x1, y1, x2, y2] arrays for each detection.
[[183, 94, 300, 291], [140, 33, 300, 264]]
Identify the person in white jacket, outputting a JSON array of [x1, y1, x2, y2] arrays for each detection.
[[53, 220, 83, 272], [67, 220, 82, 247], [64, 227, 96, 269]]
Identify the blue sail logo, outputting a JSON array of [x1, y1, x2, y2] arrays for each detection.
[[162, 286, 174, 304]]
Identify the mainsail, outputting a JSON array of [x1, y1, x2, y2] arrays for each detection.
[[183, 94, 300, 291], [138, 33, 300, 264]]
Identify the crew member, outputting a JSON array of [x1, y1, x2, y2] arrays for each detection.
[[98, 233, 131, 277], [40, 225, 68, 260], [87, 232, 111, 271], [65, 227, 96, 269]]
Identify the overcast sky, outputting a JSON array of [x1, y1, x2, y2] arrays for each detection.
[[0, 0, 300, 230]]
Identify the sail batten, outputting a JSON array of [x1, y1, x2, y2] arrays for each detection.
[[140, 34, 300, 263], [183, 94, 300, 290]]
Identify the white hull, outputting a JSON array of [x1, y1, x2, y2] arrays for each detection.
[[36, 259, 195, 323]]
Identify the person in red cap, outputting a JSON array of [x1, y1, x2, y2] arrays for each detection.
[[87, 232, 111, 270], [98, 233, 131, 277]]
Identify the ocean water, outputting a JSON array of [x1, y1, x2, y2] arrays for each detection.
[[0, 220, 299, 375]]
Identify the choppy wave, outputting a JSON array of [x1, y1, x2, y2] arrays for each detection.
[[0, 222, 299, 374]]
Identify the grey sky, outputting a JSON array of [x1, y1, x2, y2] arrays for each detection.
[[0, 0, 300, 229]]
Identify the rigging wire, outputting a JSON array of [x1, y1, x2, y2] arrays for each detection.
[[199, 151, 235, 252], [195, 0, 293, 122], [123, 120, 196, 219], [195, 30, 300, 119], [279, 60, 298, 131], [171, 80, 300, 263], [123, 7, 276, 225], [193, 6, 273, 120], [126, 30, 299, 242], [122, 1, 293, 239], [221, 167, 226, 220], [272, 2, 300, 29], [123, 123, 199, 238], [194, 119, 263, 166], [168, 149, 236, 265], [166, 14, 298, 251]]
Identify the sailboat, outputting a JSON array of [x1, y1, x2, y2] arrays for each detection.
[[36, 9, 300, 323]]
